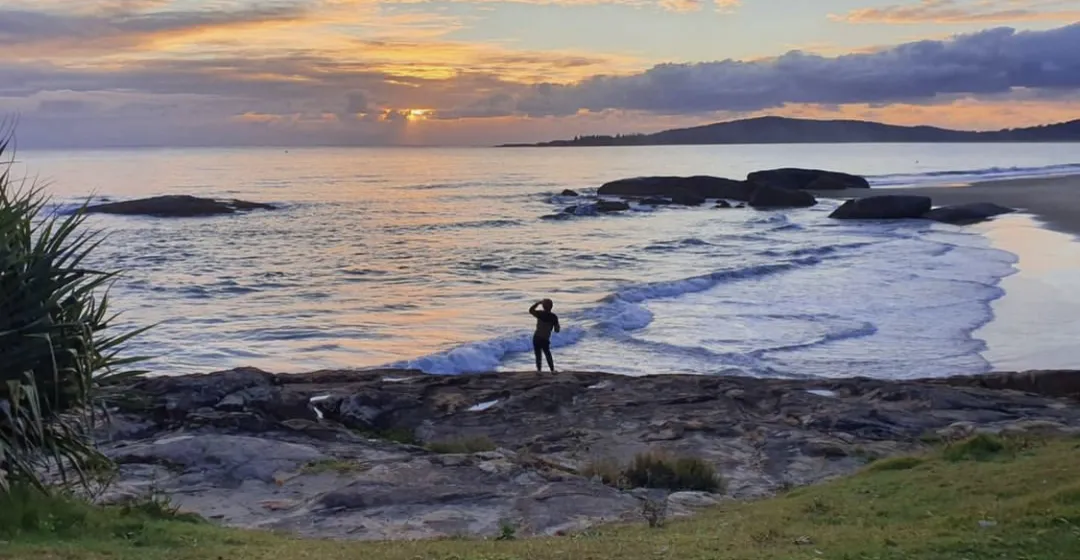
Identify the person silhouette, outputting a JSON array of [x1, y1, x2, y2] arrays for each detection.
[[529, 298, 560, 372]]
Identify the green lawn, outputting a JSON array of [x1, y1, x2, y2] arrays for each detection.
[[3, 434, 1080, 560]]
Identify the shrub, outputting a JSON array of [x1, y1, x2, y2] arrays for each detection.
[[426, 436, 497, 454], [0, 127, 150, 493], [943, 434, 1007, 462], [623, 450, 722, 493]]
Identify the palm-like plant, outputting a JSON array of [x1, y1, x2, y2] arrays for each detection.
[[0, 127, 150, 493]]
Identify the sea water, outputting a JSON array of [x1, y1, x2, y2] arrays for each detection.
[[15, 142, 1079, 378]]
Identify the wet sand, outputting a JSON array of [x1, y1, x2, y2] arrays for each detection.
[[834, 174, 1080, 237]]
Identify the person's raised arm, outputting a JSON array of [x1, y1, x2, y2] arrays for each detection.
[[529, 301, 541, 317]]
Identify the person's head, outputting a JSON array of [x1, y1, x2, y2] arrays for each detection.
[[541, 298, 553, 311]]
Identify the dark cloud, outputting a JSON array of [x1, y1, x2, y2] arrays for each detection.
[[512, 24, 1080, 116]]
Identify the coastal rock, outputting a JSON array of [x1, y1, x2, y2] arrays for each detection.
[[596, 200, 631, 213], [598, 176, 756, 202], [670, 190, 706, 206], [86, 195, 276, 217], [641, 197, 673, 206], [714, 200, 732, 209], [91, 368, 1080, 541], [922, 202, 1016, 225], [829, 195, 932, 220], [749, 185, 818, 209], [748, 168, 870, 190], [561, 189, 580, 197]]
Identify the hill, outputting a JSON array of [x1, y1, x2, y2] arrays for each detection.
[[499, 116, 1080, 147]]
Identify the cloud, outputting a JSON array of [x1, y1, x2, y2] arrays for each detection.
[[835, 0, 1080, 24], [505, 23, 1080, 117]]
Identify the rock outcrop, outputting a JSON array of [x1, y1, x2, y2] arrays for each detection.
[[923, 202, 1016, 225], [91, 367, 1080, 541], [748, 168, 871, 190], [86, 195, 276, 217], [560, 189, 580, 197], [749, 185, 818, 209], [598, 176, 757, 202], [829, 195, 933, 220]]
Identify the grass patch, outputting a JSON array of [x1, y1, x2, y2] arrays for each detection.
[[865, 456, 925, 472], [425, 436, 497, 454], [3, 437, 1080, 559], [942, 433, 1008, 462], [299, 459, 368, 475], [581, 450, 723, 493]]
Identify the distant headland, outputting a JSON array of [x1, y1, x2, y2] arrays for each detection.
[[497, 116, 1080, 147]]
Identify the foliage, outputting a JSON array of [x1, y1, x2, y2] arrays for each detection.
[[0, 125, 150, 493], [588, 450, 723, 493]]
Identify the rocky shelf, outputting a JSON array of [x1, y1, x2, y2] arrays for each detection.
[[88, 367, 1080, 541]]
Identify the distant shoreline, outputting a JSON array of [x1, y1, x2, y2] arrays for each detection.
[[497, 116, 1080, 148]]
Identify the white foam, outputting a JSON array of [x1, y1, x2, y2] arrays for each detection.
[[382, 377, 410, 383], [387, 326, 587, 375], [869, 162, 1080, 188], [806, 389, 838, 398], [468, 400, 499, 412], [309, 394, 332, 403]]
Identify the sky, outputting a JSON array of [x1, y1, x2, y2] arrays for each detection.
[[1, 0, 1078, 147]]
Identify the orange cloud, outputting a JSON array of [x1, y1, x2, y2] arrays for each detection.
[[836, 0, 1080, 24]]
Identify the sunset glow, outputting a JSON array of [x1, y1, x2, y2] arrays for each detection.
[[1, 1, 1077, 147]]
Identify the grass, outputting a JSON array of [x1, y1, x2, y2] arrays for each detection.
[[299, 458, 369, 475], [425, 436, 497, 454], [3, 435, 1080, 559], [582, 450, 723, 492]]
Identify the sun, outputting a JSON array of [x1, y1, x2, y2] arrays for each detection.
[[405, 109, 431, 121]]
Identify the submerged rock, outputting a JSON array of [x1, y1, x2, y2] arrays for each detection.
[[829, 195, 932, 220], [91, 367, 1080, 541], [749, 185, 817, 209], [561, 189, 580, 197], [748, 168, 870, 190], [86, 195, 276, 217], [923, 202, 1016, 225]]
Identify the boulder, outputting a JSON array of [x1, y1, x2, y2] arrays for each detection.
[[714, 200, 732, 209], [560, 189, 580, 197], [748, 168, 870, 190], [749, 185, 817, 209], [86, 195, 276, 217], [598, 176, 756, 202], [829, 195, 932, 220], [641, 197, 673, 206], [596, 200, 631, 213], [670, 190, 706, 206], [922, 202, 1016, 225]]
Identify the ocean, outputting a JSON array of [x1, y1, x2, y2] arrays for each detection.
[[16, 143, 1080, 378]]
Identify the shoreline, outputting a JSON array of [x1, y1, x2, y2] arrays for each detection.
[[828, 173, 1080, 374]]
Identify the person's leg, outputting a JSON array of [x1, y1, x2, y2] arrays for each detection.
[[543, 340, 555, 372], [533, 337, 543, 372]]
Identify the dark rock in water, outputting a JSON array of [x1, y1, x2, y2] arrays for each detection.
[[561, 189, 580, 197], [714, 200, 732, 209], [641, 197, 673, 206], [735, 203, 747, 208], [670, 190, 706, 206], [923, 202, 1016, 225], [749, 185, 817, 209], [86, 195, 275, 217], [749, 168, 870, 190], [598, 176, 756, 202], [596, 200, 631, 213], [829, 195, 932, 220]]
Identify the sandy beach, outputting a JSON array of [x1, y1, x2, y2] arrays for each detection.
[[841, 173, 1080, 237]]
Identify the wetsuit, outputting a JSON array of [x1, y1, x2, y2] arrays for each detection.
[[529, 303, 560, 372]]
